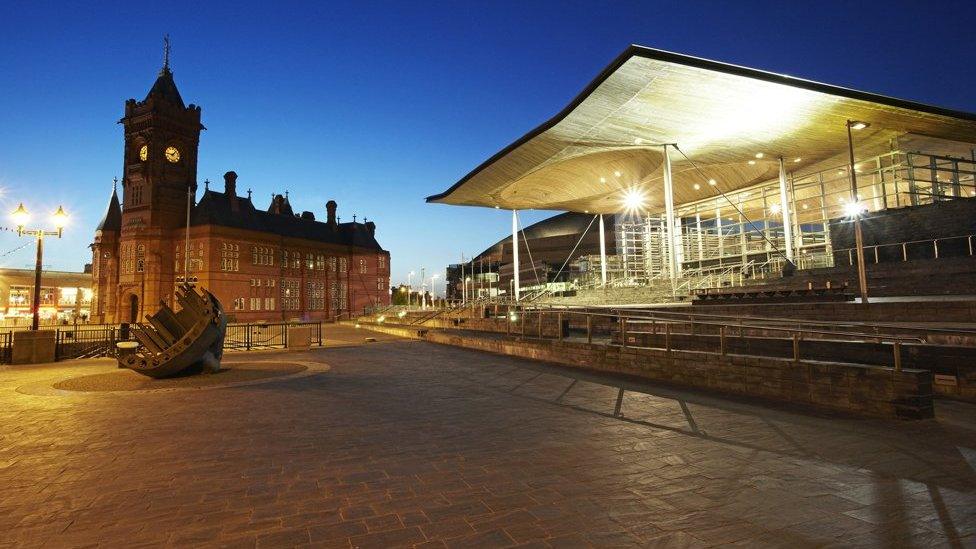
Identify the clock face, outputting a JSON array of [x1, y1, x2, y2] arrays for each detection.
[[165, 146, 180, 163], [139, 145, 148, 161]]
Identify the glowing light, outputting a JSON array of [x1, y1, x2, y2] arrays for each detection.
[[708, 179, 717, 186], [802, 204, 809, 210], [634, 138, 643, 145], [509, 312, 519, 322], [52, 205, 68, 228], [843, 201, 867, 218], [770, 203, 782, 214], [377, 315, 386, 323], [614, 171, 621, 177], [849, 121, 869, 130], [622, 188, 646, 212], [755, 152, 764, 159], [600, 177, 606, 183], [11, 203, 29, 227], [794, 157, 802, 163], [693, 183, 700, 190], [748, 160, 756, 165], [397, 310, 406, 318]]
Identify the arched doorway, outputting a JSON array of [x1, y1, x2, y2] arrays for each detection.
[[129, 294, 139, 323]]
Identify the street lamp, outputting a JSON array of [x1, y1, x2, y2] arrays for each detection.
[[846, 119, 870, 304], [10, 203, 69, 330], [431, 274, 440, 308], [407, 270, 415, 307]]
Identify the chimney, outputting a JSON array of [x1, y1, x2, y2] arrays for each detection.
[[224, 171, 237, 196], [326, 200, 337, 227], [224, 171, 239, 211]]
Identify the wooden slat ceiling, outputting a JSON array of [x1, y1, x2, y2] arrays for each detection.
[[428, 46, 976, 214]]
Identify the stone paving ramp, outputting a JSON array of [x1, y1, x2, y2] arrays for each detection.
[[0, 327, 974, 547]]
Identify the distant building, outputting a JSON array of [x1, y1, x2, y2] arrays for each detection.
[[446, 212, 617, 300], [0, 267, 92, 325], [91, 50, 389, 323]]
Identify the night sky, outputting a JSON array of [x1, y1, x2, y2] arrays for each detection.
[[1, 0, 974, 291]]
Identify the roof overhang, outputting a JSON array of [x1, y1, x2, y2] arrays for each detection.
[[428, 45, 976, 214]]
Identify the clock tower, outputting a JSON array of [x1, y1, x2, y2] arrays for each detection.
[[116, 36, 204, 322]]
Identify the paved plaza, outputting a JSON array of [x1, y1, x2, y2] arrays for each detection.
[[1, 326, 975, 548]]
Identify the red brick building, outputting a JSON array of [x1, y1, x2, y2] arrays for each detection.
[[90, 56, 389, 324]]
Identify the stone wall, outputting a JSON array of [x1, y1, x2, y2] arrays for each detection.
[[357, 321, 933, 419]]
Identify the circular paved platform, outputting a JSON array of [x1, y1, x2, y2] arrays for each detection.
[[53, 361, 308, 392]]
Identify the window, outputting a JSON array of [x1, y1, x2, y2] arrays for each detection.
[[329, 256, 337, 272], [130, 185, 143, 207], [329, 281, 338, 312], [249, 297, 261, 311], [305, 253, 314, 270], [315, 254, 325, 270], [264, 297, 275, 310], [252, 246, 274, 266], [220, 242, 239, 272], [359, 258, 367, 273], [339, 257, 347, 273], [378, 255, 386, 270], [339, 282, 348, 310], [136, 245, 145, 273], [232, 297, 244, 310], [377, 277, 385, 291], [306, 281, 325, 310], [281, 279, 301, 310]]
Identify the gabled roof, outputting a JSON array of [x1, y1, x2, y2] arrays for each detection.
[[191, 190, 384, 250], [96, 186, 122, 232], [428, 45, 976, 214], [145, 67, 185, 109]]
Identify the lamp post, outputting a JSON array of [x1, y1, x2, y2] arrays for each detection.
[[407, 270, 415, 307], [431, 274, 440, 308], [846, 120, 870, 304], [10, 203, 69, 330]]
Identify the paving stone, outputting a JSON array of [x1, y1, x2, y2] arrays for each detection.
[[0, 328, 973, 548]]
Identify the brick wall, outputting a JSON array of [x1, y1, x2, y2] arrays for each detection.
[[358, 321, 934, 419]]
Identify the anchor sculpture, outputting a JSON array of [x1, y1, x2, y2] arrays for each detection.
[[118, 284, 228, 378]]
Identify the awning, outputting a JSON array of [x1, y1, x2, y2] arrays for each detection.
[[428, 45, 976, 214]]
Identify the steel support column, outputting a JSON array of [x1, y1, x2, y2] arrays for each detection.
[[662, 145, 679, 280], [778, 157, 795, 261], [512, 210, 520, 302], [599, 214, 608, 287]]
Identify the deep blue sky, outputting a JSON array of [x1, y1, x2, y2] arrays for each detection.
[[1, 1, 974, 290]]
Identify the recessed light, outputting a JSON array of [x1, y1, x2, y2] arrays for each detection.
[[600, 177, 606, 183], [794, 157, 802, 163], [708, 179, 717, 186], [802, 204, 809, 209], [748, 160, 756, 165], [634, 138, 643, 145], [755, 152, 764, 159], [614, 171, 621, 177], [693, 183, 700, 190]]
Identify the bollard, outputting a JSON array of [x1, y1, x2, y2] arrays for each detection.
[[792, 332, 800, 362], [538, 311, 544, 338], [720, 325, 726, 356], [620, 317, 627, 348], [557, 313, 563, 341], [893, 341, 902, 371], [665, 322, 671, 353], [586, 315, 593, 344], [521, 310, 526, 336]]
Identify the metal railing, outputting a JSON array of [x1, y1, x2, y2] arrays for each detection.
[[835, 233, 976, 266]]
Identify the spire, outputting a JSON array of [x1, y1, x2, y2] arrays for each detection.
[[162, 34, 171, 73], [145, 34, 185, 108], [96, 180, 122, 232]]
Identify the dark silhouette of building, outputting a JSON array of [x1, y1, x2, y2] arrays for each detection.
[[446, 212, 616, 300]]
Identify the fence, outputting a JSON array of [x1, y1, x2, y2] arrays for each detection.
[[0, 321, 325, 364]]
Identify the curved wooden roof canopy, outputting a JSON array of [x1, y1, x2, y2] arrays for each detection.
[[427, 45, 976, 214]]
